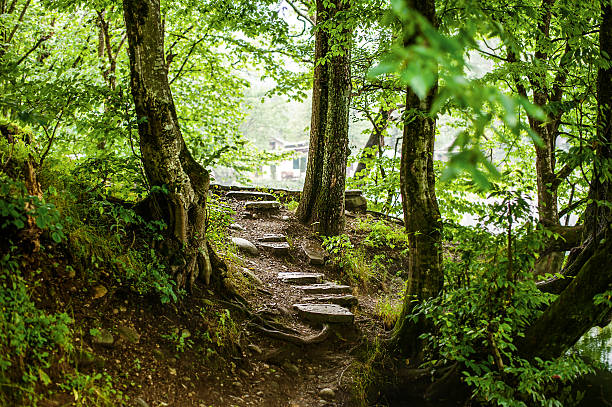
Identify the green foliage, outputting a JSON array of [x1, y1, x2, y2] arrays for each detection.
[[375, 295, 403, 330], [411, 194, 594, 406], [0, 248, 73, 405], [322, 234, 377, 288], [358, 219, 409, 250]]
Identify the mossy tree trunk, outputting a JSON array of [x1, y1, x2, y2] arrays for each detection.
[[122, 0, 214, 291], [298, 0, 351, 237], [520, 1, 612, 359], [296, 0, 329, 224], [391, 0, 443, 358]]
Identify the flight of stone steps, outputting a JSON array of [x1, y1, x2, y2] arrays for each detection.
[[225, 189, 358, 326]]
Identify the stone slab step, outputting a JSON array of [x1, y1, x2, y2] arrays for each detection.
[[293, 303, 354, 324], [257, 234, 287, 243], [298, 283, 352, 295], [302, 294, 358, 307], [245, 201, 281, 211], [259, 242, 290, 256], [227, 191, 277, 201], [278, 272, 323, 284], [302, 241, 327, 265]]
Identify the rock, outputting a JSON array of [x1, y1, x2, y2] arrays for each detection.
[[247, 344, 263, 355], [241, 268, 263, 286], [92, 285, 107, 299], [168, 367, 177, 376], [113, 308, 119, 314], [231, 237, 259, 256], [257, 234, 287, 242], [134, 397, 150, 407], [92, 328, 114, 347], [226, 191, 276, 201], [74, 349, 105, 369], [302, 294, 358, 307], [244, 200, 281, 211], [281, 215, 291, 221], [299, 283, 352, 295], [229, 223, 245, 231], [319, 388, 336, 400], [302, 242, 327, 265], [283, 362, 299, 375], [259, 242, 290, 256], [293, 303, 354, 324], [345, 194, 367, 212], [117, 326, 140, 344], [278, 272, 323, 284]]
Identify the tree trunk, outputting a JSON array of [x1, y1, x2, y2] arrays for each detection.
[[312, 0, 351, 236], [123, 0, 215, 291], [297, 0, 351, 236], [520, 2, 612, 359], [391, 0, 443, 358], [296, 0, 329, 224]]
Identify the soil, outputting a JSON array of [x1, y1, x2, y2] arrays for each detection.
[[30, 193, 407, 407]]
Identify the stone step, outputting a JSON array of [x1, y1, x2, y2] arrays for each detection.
[[302, 241, 327, 265], [245, 201, 281, 211], [227, 191, 277, 201], [301, 294, 358, 307], [298, 283, 352, 295], [278, 272, 323, 284], [293, 303, 354, 324], [258, 242, 290, 256], [257, 234, 287, 243]]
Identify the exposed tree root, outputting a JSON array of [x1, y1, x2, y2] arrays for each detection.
[[250, 322, 331, 345]]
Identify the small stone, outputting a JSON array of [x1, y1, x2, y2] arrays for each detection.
[[168, 367, 177, 375], [319, 388, 336, 400], [293, 303, 354, 324], [247, 344, 262, 355], [302, 242, 327, 265], [119, 305, 127, 312], [229, 223, 245, 231], [241, 268, 263, 286], [232, 381, 243, 388], [92, 285, 107, 299], [117, 326, 140, 344], [113, 308, 119, 315], [281, 215, 290, 221], [345, 194, 367, 212], [283, 362, 299, 375], [92, 328, 114, 347], [134, 397, 150, 407], [278, 272, 323, 284], [231, 237, 259, 256]]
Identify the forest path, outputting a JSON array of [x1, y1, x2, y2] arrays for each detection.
[[213, 191, 379, 407]]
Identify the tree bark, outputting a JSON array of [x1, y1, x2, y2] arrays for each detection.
[[312, 0, 351, 236], [391, 0, 443, 358], [297, 0, 351, 236], [296, 0, 329, 224], [123, 0, 215, 291]]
